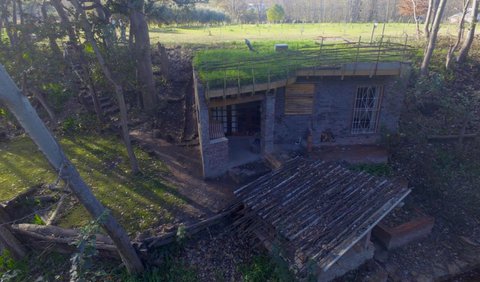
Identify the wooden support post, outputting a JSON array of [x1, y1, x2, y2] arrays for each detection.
[[403, 34, 408, 59], [371, 37, 383, 78], [318, 37, 324, 69], [0, 206, 26, 260], [353, 36, 361, 75], [286, 52, 291, 78], [223, 70, 227, 100], [206, 81, 210, 100], [251, 68, 255, 96], [267, 68, 271, 93], [237, 67, 241, 96]]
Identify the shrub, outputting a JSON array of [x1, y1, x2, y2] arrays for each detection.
[[267, 4, 285, 23]]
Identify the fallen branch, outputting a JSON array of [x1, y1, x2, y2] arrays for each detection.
[[46, 194, 67, 225], [11, 224, 119, 259], [142, 205, 241, 249]]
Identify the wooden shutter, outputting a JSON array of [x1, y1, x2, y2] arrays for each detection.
[[285, 84, 315, 115]]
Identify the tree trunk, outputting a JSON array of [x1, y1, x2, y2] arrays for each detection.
[[424, 0, 435, 39], [457, 0, 479, 63], [69, 0, 140, 174], [129, 6, 157, 111], [0, 10, 3, 42], [51, 0, 104, 123], [446, 0, 470, 69], [369, 0, 378, 21], [411, 0, 421, 39], [16, 0, 23, 26], [4, 0, 17, 47], [31, 89, 57, 125], [50, 0, 77, 42], [420, 0, 448, 76], [41, 0, 62, 58], [0, 65, 144, 274]]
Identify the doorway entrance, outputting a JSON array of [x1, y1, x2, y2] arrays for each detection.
[[210, 100, 262, 167], [210, 101, 261, 137]]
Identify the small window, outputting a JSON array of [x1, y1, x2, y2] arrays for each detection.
[[351, 86, 383, 134]]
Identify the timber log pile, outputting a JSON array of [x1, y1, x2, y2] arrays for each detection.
[[1, 185, 238, 263], [11, 224, 119, 258], [234, 157, 411, 278]]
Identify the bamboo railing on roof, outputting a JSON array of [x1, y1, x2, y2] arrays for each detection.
[[195, 36, 415, 99]]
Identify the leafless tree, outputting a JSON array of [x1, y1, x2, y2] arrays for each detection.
[[424, 0, 435, 38], [130, 0, 157, 111], [41, 0, 62, 58], [0, 65, 144, 274], [50, 0, 104, 122], [69, 0, 140, 174], [446, 0, 470, 68], [456, 0, 479, 63], [420, 0, 448, 76]]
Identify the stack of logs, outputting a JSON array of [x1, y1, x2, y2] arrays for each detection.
[[0, 186, 240, 263]]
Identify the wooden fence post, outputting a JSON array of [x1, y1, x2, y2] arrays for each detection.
[[372, 37, 384, 77], [251, 68, 255, 96], [223, 70, 227, 99], [403, 34, 409, 59], [318, 37, 324, 68], [353, 36, 361, 75], [237, 67, 241, 96]]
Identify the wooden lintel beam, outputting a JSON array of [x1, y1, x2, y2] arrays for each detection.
[[208, 94, 265, 108]]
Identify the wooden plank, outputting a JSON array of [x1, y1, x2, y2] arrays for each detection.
[[208, 94, 265, 108], [286, 84, 315, 94], [207, 77, 297, 99], [285, 83, 314, 115]]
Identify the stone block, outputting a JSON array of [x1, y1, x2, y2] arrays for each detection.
[[317, 240, 375, 282], [372, 215, 435, 250]]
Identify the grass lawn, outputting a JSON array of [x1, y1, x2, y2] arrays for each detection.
[[0, 135, 185, 233], [149, 23, 459, 45]]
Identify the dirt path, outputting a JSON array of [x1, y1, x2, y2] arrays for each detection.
[[131, 130, 236, 218]]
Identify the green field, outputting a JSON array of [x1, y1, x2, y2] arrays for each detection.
[[0, 135, 184, 233], [149, 23, 458, 45]]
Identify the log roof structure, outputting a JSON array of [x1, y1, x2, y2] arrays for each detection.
[[234, 157, 410, 277]]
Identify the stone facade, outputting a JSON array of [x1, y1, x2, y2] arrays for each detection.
[[274, 75, 407, 149], [193, 72, 229, 179], [261, 92, 276, 154], [194, 67, 409, 178]]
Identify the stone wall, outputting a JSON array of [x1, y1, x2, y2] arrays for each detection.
[[194, 68, 408, 177], [193, 71, 229, 179], [274, 75, 407, 149], [261, 92, 276, 154]]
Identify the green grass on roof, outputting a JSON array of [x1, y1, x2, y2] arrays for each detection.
[[193, 39, 414, 89]]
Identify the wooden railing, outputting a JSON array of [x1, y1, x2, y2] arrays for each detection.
[[196, 36, 415, 99]]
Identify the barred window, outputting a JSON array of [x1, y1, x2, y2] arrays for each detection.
[[351, 86, 383, 134], [210, 105, 238, 134]]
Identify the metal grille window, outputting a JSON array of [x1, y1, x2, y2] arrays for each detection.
[[211, 106, 227, 133], [351, 86, 383, 134], [210, 105, 238, 135]]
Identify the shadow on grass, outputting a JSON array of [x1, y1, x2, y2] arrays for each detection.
[[56, 135, 207, 231], [149, 27, 181, 34]]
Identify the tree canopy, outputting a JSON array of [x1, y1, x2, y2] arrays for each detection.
[[267, 4, 285, 23]]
